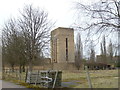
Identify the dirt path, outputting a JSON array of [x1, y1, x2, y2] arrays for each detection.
[[0, 80, 2, 90], [0, 80, 32, 89]]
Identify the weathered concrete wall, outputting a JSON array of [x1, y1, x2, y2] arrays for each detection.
[[42, 63, 77, 70], [51, 27, 75, 63], [53, 63, 77, 70]]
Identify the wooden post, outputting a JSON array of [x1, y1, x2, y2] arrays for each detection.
[[15, 69, 17, 79], [25, 68, 28, 82], [118, 2, 120, 90], [52, 70, 58, 88], [9, 69, 11, 76], [19, 72, 21, 81], [35, 70, 39, 85], [85, 66, 92, 88]]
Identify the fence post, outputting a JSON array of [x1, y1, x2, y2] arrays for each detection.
[[52, 70, 58, 88], [35, 70, 39, 85], [18, 69, 21, 81], [15, 69, 17, 79], [9, 69, 10, 76], [85, 66, 92, 88], [2, 69, 5, 79], [25, 68, 28, 82]]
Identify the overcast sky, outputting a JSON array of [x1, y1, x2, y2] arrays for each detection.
[[0, 0, 98, 28], [1, 0, 112, 56]]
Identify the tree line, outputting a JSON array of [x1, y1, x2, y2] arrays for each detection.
[[74, 0, 120, 70], [2, 0, 120, 71], [75, 33, 118, 70], [2, 5, 53, 72]]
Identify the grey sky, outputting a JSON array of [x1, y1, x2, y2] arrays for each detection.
[[0, 0, 98, 28], [1, 0, 114, 57]]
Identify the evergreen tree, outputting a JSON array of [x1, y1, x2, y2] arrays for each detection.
[[107, 39, 113, 64], [100, 35, 107, 63], [89, 41, 95, 62], [75, 33, 83, 70]]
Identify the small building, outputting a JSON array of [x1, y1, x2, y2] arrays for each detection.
[[50, 27, 75, 70], [84, 62, 111, 70], [51, 27, 75, 63]]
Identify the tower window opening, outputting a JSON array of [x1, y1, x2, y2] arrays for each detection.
[[66, 38, 68, 61]]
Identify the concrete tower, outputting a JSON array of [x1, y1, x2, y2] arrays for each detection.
[[51, 27, 75, 63]]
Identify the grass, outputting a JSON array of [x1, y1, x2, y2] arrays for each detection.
[[62, 70, 118, 88], [91, 77, 118, 88], [2, 72, 43, 89], [2, 69, 119, 88], [19, 81, 42, 89]]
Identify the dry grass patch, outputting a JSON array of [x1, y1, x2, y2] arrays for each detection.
[[62, 70, 118, 88]]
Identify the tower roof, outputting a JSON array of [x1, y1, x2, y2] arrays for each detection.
[[52, 27, 74, 32]]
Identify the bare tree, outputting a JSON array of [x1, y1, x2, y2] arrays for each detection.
[[118, 1, 120, 69], [2, 39, 7, 73], [2, 18, 27, 73], [100, 42, 104, 55], [75, 33, 83, 70], [75, 0, 120, 66], [75, 0, 120, 42], [103, 35, 107, 56], [99, 35, 107, 63], [2, 19, 19, 72], [18, 5, 53, 71], [89, 41, 95, 63], [16, 35, 27, 73], [107, 39, 114, 64]]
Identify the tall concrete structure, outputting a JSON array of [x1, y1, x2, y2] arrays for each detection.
[[51, 27, 75, 63]]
